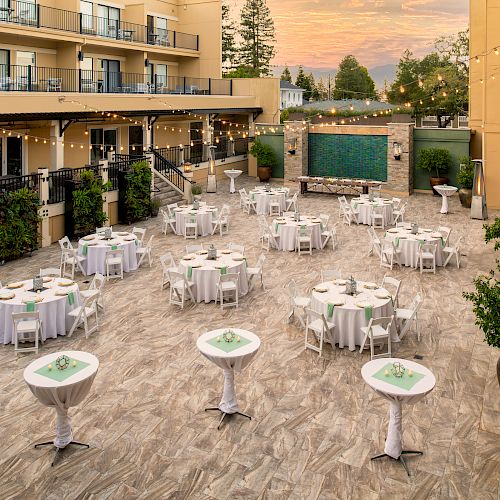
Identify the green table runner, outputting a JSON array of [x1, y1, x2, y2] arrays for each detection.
[[206, 334, 252, 353], [34, 357, 90, 383], [372, 362, 425, 391]]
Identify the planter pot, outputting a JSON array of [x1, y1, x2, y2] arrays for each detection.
[[430, 176, 449, 196], [458, 188, 472, 208], [257, 165, 272, 182]]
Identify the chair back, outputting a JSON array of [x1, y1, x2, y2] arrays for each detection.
[[296, 225, 312, 237], [409, 293, 423, 315], [12, 311, 40, 326], [320, 213, 330, 227], [90, 273, 106, 292], [218, 272, 239, 287], [437, 226, 451, 236], [96, 226, 110, 234], [61, 247, 76, 262], [228, 243, 245, 254], [185, 244, 203, 254], [39, 267, 61, 278], [58, 236, 73, 250], [222, 203, 230, 213], [160, 252, 176, 270], [255, 253, 266, 269], [144, 234, 154, 249], [381, 275, 401, 300], [105, 248, 124, 260], [169, 270, 188, 287], [286, 279, 297, 299], [167, 202, 178, 216], [321, 269, 342, 281], [366, 315, 394, 336], [132, 227, 146, 239], [305, 308, 329, 331], [420, 243, 437, 256], [452, 235, 463, 251]]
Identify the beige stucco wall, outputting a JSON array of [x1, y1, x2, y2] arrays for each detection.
[[232, 78, 280, 124], [191, 159, 248, 186]]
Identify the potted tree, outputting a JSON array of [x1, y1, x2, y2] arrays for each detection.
[[464, 218, 500, 386], [249, 139, 275, 182], [416, 147, 452, 195], [191, 184, 203, 200], [456, 156, 474, 208]]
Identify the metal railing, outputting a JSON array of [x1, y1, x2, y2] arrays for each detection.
[[108, 154, 146, 190], [0, 0, 198, 50], [150, 148, 192, 194], [0, 65, 233, 95], [48, 165, 102, 204], [0, 172, 41, 196]]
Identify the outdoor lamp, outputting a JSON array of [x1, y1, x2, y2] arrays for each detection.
[[183, 162, 192, 174], [393, 142, 402, 160], [471, 159, 488, 220], [206, 145, 217, 193]]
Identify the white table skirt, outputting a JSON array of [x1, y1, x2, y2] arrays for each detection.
[[175, 207, 216, 236], [384, 228, 445, 267], [362, 358, 435, 459], [274, 217, 322, 251], [78, 233, 138, 275], [0, 279, 81, 344], [251, 192, 286, 215], [24, 350, 99, 448], [310, 280, 397, 351], [197, 329, 260, 413], [434, 185, 457, 214], [353, 199, 394, 226], [225, 170, 242, 194], [178, 252, 249, 303]]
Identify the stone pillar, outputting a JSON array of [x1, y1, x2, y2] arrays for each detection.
[[283, 121, 308, 180], [386, 123, 414, 196], [49, 121, 64, 171], [37, 168, 51, 247]]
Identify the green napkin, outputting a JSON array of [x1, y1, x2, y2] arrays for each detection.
[[111, 245, 118, 250], [26, 301, 35, 312], [327, 303, 335, 318], [220, 266, 227, 275], [440, 237, 445, 246], [418, 240, 425, 247], [384, 232, 387, 238], [320, 223, 324, 230], [67, 291, 75, 306], [251, 193, 255, 200], [301, 224, 306, 230], [354, 203, 358, 209], [364, 305, 373, 321], [82, 243, 88, 256], [395, 237, 400, 247], [275, 223, 279, 232], [372, 362, 425, 391], [187, 266, 193, 279]]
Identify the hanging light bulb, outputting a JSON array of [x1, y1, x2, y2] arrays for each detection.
[[399, 85, 405, 93], [418, 80, 424, 87], [495, 48, 499, 56], [437, 74, 443, 81], [475, 56, 480, 63]]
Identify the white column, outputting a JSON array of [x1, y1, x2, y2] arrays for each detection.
[[49, 121, 64, 171], [37, 167, 51, 247]]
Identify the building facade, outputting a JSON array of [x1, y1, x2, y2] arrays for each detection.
[[280, 80, 304, 110], [0, 0, 279, 176]]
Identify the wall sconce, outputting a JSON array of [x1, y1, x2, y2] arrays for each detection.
[[145, 59, 150, 67], [471, 159, 488, 219], [287, 137, 297, 155], [183, 162, 192, 174], [393, 142, 402, 160], [78, 51, 84, 62]]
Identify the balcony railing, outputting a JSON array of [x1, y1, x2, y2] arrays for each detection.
[[0, 65, 233, 95], [0, 0, 199, 51]]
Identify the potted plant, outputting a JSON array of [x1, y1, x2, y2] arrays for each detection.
[[150, 198, 161, 217], [464, 218, 500, 386], [249, 139, 276, 182], [416, 147, 452, 195], [456, 156, 474, 208], [191, 184, 202, 199]]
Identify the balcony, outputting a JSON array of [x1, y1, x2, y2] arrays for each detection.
[[0, 65, 232, 95], [0, 0, 199, 51]]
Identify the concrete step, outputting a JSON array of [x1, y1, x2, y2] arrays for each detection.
[[154, 173, 185, 206]]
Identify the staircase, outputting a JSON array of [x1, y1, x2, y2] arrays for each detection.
[[154, 173, 185, 206]]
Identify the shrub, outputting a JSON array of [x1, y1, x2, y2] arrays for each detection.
[[125, 160, 152, 222], [191, 184, 202, 195], [249, 139, 276, 167], [416, 148, 452, 177], [456, 156, 474, 189]]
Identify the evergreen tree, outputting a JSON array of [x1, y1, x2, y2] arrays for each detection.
[[281, 65, 292, 82], [238, 0, 276, 76], [222, 0, 238, 72], [316, 77, 328, 100], [333, 55, 376, 100], [295, 66, 308, 89], [307, 73, 320, 101]]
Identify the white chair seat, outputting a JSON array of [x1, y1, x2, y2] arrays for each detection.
[[80, 289, 100, 300], [220, 281, 237, 291], [16, 320, 39, 333], [172, 279, 194, 290], [66, 255, 86, 264], [106, 257, 122, 265], [297, 236, 311, 242], [68, 306, 95, 318], [294, 297, 310, 308], [246, 267, 260, 275], [308, 318, 335, 333], [395, 308, 413, 320], [360, 324, 389, 338]]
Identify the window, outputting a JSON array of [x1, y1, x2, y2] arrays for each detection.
[[156, 17, 168, 46], [0, 49, 9, 78], [80, 1, 93, 33], [90, 128, 117, 162], [156, 64, 168, 87], [97, 4, 120, 37], [17, 51, 35, 67]]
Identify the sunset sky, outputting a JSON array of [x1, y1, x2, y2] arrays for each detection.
[[229, 0, 469, 69]]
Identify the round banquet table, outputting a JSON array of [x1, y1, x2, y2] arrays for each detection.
[[273, 215, 323, 251], [197, 328, 260, 426], [362, 358, 435, 475], [0, 278, 81, 345], [434, 185, 457, 214], [249, 189, 287, 215], [78, 232, 138, 275], [174, 204, 217, 237], [384, 227, 445, 267], [310, 280, 398, 351], [177, 250, 249, 303], [225, 169, 242, 193], [351, 198, 394, 226], [24, 350, 99, 457]]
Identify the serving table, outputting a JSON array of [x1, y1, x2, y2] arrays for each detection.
[[0, 278, 80, 344], [296, 176, 382, 195], [434, 185, 457, 214], [197, 328, 260, 429], [78, 231, 138, 275], [361, 358, 435, 475], [174, 204, 218, 237], [310, 279, 397, 351], [24, 350, 99, 466]]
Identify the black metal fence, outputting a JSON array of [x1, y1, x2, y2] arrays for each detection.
[[108, 155, 147, 190], [0, 0, 198, 50], [0, 173, 41, 196], [48, 165, 103, 204]]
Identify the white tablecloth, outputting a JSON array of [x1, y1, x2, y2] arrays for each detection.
[[225, 170, 242, 193], [0, 278, 81, 344], [362, 358, 435, 459], [434, 185, 457, 214], [177, 250, 249, 303], [384, 227, 445, 267], [310, 280, 397, 351], [197, 329, 260, 413], [78, 232, 138, 275], [174, 205, 217, 236], [250, 190, 287, 215], [352, 198, 394, 226], [273, 216, 323, 251], [24, 350, 99, 448]]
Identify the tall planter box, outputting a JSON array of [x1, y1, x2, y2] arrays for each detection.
[[64, 179, 79, 239]]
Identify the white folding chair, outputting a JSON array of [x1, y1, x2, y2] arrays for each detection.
[[443, 236, 462, 268], [105, 248, 124, 280], [58, 236, 74, 267], [215, 273, 240, 310], [417, 243, 437, 274], [61, 248, 86, 280], [242, 194, 257, 214], [380, 239, 401, 270], [96, 226, 111, 235], [12, 312, 43, 354], [68, 293, 99, 339], [321, 269, 342, 281], [160, 207, 176, 235], [132, 227, 146, 247], [437, 226, 451, 246], [262, 225, 280, 251], [137, 234, 154, 268], [396, 293, 423, 341], [338, 196, 347, 219], [392, 197, 402, 210], [185, 244, 203, 254], [392, 202, 407, 225], [184, 214, 198, 239], [286, 192, 298, 211], [296, 226, 312, 256], [169, 270, 195, 308], [342, 204, 359, 226], [247, 254, 265, 291], [304, 308, 335, 357], [286, 280, 310, 327], [359, 315, 394, 359], [160, 253, 178, 289], [380, 275, 402, 308], [80, 273, 105, 311], [371, 206, 385, 229], [212, 207, 229, 236], [228, 243, 245, 254], [367, 227, 381, 258], [269, 200, 281, 217], [39, 267, 61, 278], [238, 188, 247, 208]]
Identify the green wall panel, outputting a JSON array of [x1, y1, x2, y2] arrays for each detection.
[[308, 133, 387, 181], [259, 134, 284, 178]]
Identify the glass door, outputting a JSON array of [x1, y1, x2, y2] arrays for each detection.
[[100, 59, 120, 92], [97, 4, 120, 37], [128, 126, 143, 154], [156, 17, 168, 46], [156, 64, 167, 88], [6, 136, 22, 176], [80, 0, 93, 33], [0, 49, 9, 81], [103, 129, 117, 157], [16, 0, 36, 25], [0, 0, 11, 21]]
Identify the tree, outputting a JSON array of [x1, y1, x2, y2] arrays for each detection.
[[435, 28, 469, 75], [316, 77, 328, 100], [295, 66, 316, 101], [333, 55, 376, 100], [223, 65, 260, 78], [238, 0, 276, 77], [307, 73, 320, 101], [280, 65, 292, 83], [222, 0, 238, 73]]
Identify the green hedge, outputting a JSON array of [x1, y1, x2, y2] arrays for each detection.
[[125, 160, 152, 222], [0, 187, 41, 262]]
